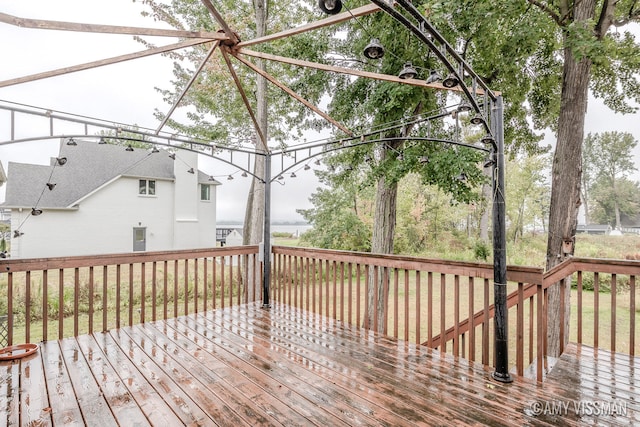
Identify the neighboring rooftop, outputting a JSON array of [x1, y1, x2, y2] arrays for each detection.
[[1, 140, 183, 209]]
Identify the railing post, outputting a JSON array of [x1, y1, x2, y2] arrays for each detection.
[[262, 153, 272, 309], [491, 95, 512, 383]]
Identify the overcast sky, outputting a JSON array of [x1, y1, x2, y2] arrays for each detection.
[[1, 1, 639, 222]]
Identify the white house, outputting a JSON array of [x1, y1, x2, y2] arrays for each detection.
[[1, 139, 221, 258]]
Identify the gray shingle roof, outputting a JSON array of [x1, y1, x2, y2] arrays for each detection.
[[2, 139, 177, 209]]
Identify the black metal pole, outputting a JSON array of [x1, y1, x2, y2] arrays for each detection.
[[262, 153, 272, 309], [491, 95, 512, 383]]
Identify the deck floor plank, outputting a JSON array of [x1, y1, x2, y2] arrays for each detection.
[[0, 359, 20, 427], [206, 304, 502, 426], [187, 311, 442, 426], [19, 346, 52, 426], [232, 304, 561, 423], [130, 324, 260, 426], [58, 338, 117, 426], [39, 341, 84, 426], [2, 302, 639, 426], [165, 317, 352, 426], [138, 321, 312, 427]]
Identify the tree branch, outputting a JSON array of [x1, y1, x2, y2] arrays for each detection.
[[527, 0, 563, 26]]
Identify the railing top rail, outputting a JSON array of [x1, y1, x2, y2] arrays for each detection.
[[542, 256, 640, 289], [0, 245, 259, 272], [272, 246, 543, 284]]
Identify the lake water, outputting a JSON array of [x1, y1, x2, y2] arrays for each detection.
[[221, 224, 313, 237]]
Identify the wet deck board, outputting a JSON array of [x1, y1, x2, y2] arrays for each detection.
[[1, 302, 638, 426]]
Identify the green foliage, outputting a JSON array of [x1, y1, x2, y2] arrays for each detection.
[[583, 132, 640, 226], [473, 240, 491, 261]]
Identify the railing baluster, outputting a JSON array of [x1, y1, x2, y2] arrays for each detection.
[[26, 271, 31, 343], [42, 270, 48, 341], [194, 258, 199, 314], [340, 261, 345, 322], [393, 268, 399, 339], [204, 257, 208, 310], [468, 276, 474, 362], [8, 272, 13, 346], [363, 265, 369, 330], [306, 258, 311, 312], [415, 270, 421, 346], [356, 263, 361, 328], [333, 261, 338, 320], [517, 282, 524, 377], [373, 266, 379, 333], [152, 261, 157, 321], [74, 268, 79, 336], [163, 261, 168, 320], [141, 262, 146, 323], [102, 266, 108, 332], [536, 284, 544, 382], [594, 272, 599, 348], [631, 275, 636, 356], [529, 294, 534, 365], [440, 273, 446, 354], [88, 266, 94, 334], [128, 264, 134, 327], [426, 272, 432, 347], [577, 271, 583, 343], [184, 259, 189, 316], [116, 265, 121, 329], [453, 275, 460, 357], [173, 260, 179, 317], [58, 269, 64, 340], [611, 273, 617, 352], [406, 270, 411, 343], [483, 278, 490, 366], [325, 260, 330, 319]]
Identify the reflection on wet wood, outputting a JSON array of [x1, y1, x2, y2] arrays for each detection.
[[1, 302, 638, 426]]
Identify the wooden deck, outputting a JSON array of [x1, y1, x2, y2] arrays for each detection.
[[1, 302, 638, 426]]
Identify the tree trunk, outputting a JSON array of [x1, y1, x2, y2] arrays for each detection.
[[545, 4, 594, 357], [365, 171, 398, 333], [243, 0, 268, 301]]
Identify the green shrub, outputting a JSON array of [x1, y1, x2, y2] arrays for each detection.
[[473, 240, 491, 261]]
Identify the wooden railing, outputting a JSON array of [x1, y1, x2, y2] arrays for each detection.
[[0, 246, 260, 346], [536, 257, 640, 381], [271, 246, 543, 377], [2, 245, 638, 383]]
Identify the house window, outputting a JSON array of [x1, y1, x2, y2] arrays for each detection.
[[201, 184, 211, 201], [139, 179, 156, 195]]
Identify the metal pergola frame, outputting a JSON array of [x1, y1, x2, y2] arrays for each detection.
[[0, 0, 511, 382]]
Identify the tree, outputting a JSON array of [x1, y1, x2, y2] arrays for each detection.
[[140, 0, 333, 300], [505, 155, 550, 243], [591, 176, 640, 226], [583, 131, 638, 229]]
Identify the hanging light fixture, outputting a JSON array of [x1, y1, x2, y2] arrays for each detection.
[[481, 134, 495, 145], [46, 183, 56, 191], [442, 72, 460, 88], [425, 70, 442, 84], [209, 175, 217, 181], [419, 156, 430, 164], [14, 230, 23, 238], [227, 174, 234, 180], [125, 145, 134, 152], [187, 168, 195, 174], [363, 38, 385, 59], [456, 173, 467, 182], [318, 0, 342, 15], [290, 172, 297, 178], [314, 159, 321, 166], [31, 208, 43, 216], [457, 99, 472, 112], [397, 152, 404, 161], [66, 137, 77, 146], [169, 153, 176, 160], [151, 146, 160, 153], [277, 175, 284, 180], [55, 157, 67, 166], [98, 137, 107, 144], [241, 171, 248, 177], [303, 164, 311, 171], [470, 114, 486, 126], [398, 62, 418, 79]]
